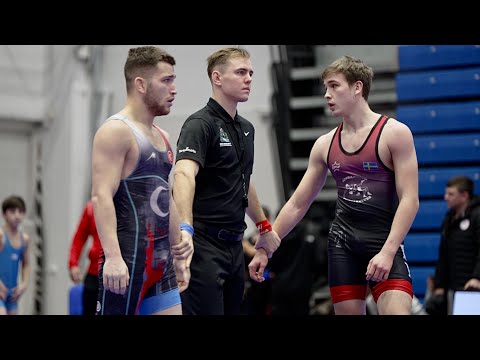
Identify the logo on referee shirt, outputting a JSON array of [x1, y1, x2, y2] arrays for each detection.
[[219, 127, 232, 147], [178, 147, 196, 154]]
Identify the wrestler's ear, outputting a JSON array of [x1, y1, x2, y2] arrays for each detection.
[[134, 77, 147, 94]]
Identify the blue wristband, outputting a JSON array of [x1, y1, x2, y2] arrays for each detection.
[[180, 223, 194, 236], [263, 268, 270, 280]]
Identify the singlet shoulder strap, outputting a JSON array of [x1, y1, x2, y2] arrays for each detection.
[[86, 201, 94, 219], [152, 125, 172, 150]]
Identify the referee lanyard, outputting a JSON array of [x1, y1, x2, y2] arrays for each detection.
[[221, 117, 249, 208]]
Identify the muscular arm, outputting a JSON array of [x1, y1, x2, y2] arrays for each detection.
[[173, 159, 199, 225], [249, 133, 331, 281], [366, 120, 419, 282], [248, 182, 281, 256], [169, 187, 181, 247], [172, 159, 199, 273], [169, 165, 194, 259], [245, 182, 267, 223], [273, 133, 331, 240], [382, 121, 419, 256], [91, 121, 132, 294], [169, 164, 192, 292], [157, 129, 181, 249], [91, 121, 132, 259]]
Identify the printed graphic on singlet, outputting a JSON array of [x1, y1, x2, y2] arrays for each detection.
[[150, 185, 169, 217], [136, 223, 170, 307], [146, 152, 157, 161], [332, 161, 341, 173], [329, 224, 346, 248], [219, 127, 232, 147], [400, 244, 411, 277], [341, 175, 372, 204], [146, 223, 168, 274]]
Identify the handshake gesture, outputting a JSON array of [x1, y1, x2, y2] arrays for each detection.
[[248, 219, 281, 283]]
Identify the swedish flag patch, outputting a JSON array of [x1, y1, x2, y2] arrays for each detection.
[[363, 162, 378, 171]]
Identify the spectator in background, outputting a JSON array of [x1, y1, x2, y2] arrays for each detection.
[[0, 195, 30, 315], [430, 176, 480, 314], [68, 200, 101, 315]]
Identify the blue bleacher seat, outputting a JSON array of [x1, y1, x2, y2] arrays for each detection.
[[404, 233, 441, 263], [69, 284, 84, 315], [414, 133, 480, 165], [396, 67, 480, 102], [398, 101, 480, 134], [409, 266, 436, 297], [398, 45, 480, 71], [411, 200, 447, 230], [419, 167, 480, 198], [397, 46, 480, 306]]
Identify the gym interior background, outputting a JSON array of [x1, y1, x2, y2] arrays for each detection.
[[0, 45, 479, 314]]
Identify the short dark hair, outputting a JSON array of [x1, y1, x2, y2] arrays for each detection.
[[447, 176, 474, 199], [2, 195, 26, 214], [124, 46, 176, 94]]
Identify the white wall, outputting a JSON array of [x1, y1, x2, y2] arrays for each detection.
[[40, 46, 93, 314], [42, 80, 92, 315], [0, 45, 46, 122]]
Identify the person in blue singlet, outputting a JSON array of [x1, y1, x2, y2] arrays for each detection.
[[91, 46, 193, 315], [0, 195, 30, 315], [249, 55, 419, 315]]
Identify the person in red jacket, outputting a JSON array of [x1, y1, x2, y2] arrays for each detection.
[[68, 200, 101, 315]]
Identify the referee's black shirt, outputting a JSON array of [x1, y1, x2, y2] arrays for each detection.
[[175, 98, 255, 232]]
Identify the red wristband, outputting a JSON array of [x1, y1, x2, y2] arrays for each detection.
[[256, 219, 272, 235]]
